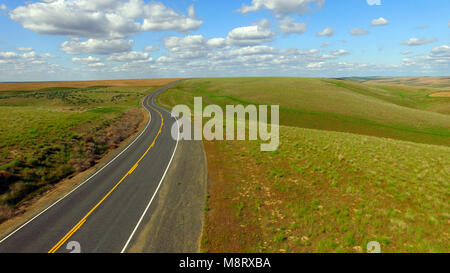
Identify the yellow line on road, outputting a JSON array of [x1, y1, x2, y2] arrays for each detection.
[[48, 95, 164, 253], [128, 163, 139, 174]]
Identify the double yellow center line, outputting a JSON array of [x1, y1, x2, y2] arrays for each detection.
[[48, 96, 164, 253]]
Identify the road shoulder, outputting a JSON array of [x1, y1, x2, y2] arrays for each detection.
[[128, 138, 207, 253]]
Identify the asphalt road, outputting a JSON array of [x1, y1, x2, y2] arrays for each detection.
[[0, 80, 181, 253]]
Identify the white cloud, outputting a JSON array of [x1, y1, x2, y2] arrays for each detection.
[[237, 0, 325, 16], [349, 28, 369, 36], [331, 49, 349, 56], [227, 23, 275, 46], [367, 0, 381, 6], [207, 38, 227, 48], [317, 27, 334, 37], [140, 3, 202, 32], [0, 4, 7, 11], [307, 62, 325, 69], [229, 45, 277, 56], [106, 51, 151, 62], [400, 45, 450, 67], [371, 17, 389, 26], [429, 45, 450, 62], [0, 52, 20, 63], [10, 1, 140, 39], [401, 38, 436, 46], [164, 35, 211, 59], [280, 17, 307, 34], [60, 39, 134, 55], [9, 0, 202, 39], [88, 62, 105, 67], [72, 56, 101, 63], [0, 49, 54, 68], [401, 51, 412, 55]]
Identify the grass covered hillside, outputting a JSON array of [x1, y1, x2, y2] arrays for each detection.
[[159, 78, 450, 147], [0, 84, 161, 222], [158, 77, 450, 253]]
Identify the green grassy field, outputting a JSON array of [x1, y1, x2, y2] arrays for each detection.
[[159, 78, 450, 146], [0, 85, 156, 221], [158, 77, 450, 253]]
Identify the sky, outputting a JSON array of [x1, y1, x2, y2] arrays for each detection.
[[0, 0, 449, 81]]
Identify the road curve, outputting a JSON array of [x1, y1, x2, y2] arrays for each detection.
[[0, 80, 181, 253]]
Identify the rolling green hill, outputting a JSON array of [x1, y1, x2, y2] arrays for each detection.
[[158, 77, 450, 253], [159, 78, 450, 146]]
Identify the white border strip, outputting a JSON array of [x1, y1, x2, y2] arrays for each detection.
[[0, 94, 153, 245], [120, 105, 180, 253]]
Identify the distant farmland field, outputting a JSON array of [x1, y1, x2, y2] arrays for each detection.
[[0, 82, 168, 222], [0, 78, 179, 91], [363, 77, 450, 89], [158, 77, 450, 253]]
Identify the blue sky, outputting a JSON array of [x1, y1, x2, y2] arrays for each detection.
[[0, 0, 448, 81]]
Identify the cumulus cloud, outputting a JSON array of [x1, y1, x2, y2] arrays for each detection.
[[400, 44, 450, 68], [306, 61, 325, 70], [0, 52, 20, 63], [367, 0, 381, 6], [227, 22, 275, 46], [164, 35, 211, 59], [237, 0, 325, 16], [317, 27, 334, 37], [106, 51, 151, 62], [229, 45, 277, 56], [331, 49, 349, 56], [349, 28, 369, 36], [9, 0, 202, 39], [88, 62, 105, 67], [207, 38, 227, 48], [401, 38, 436, 46], [0, 49, 54, 66], [371, 17, 389, 26], [429, 45, 450, 63], [0, 4, 7, 11], [72, 56, 101, 63], [72, 56, 105, 67], [141, 3, 202, 32], [280, 17, 307, 34], [60, 39, 134, 55]]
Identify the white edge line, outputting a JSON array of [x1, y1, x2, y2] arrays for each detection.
[[120, 105, 179, 253], [0, 93, 154, 245]]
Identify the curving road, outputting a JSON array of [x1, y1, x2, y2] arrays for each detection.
[[0, 80, 181, 253]]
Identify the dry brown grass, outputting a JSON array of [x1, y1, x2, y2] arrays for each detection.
[[68, 107, 144, 173], [429, 92, 450, 97], [0, 78, 181, 91], [365, 77, 450, 88]]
